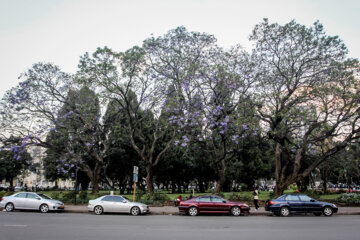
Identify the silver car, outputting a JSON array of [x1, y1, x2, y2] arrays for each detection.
[[0, 192, 64, 213], [88, 195, 149, 215]]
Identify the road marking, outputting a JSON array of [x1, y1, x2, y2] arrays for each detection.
[[4, 225, 27, 227]]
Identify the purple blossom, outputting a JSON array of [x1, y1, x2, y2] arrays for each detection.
[[181, 142, 187, 147]]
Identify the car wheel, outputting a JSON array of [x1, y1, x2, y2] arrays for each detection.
[[40, 204, 49, 213], [280, 207, 290, 217], [5, 203, 14, 212], [231, 206, 241, 216], [323, 207, 333, 217], [94, 205, 104, 215], [313, 212, 322, 216], [131, 206, 140, 216], [188, 206, 198, 216]]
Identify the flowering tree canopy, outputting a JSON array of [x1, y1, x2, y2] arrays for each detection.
[[251, 19, 360, 194]]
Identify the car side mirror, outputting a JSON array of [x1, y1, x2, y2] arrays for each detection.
[[222, 200, 226, 203], [310, 199, 315, 202], [123, 200, 127, 203], [36, 197, 41, 200]]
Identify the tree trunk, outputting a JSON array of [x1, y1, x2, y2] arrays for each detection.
[[274, 182, 286, 196], [9, 177, 14, 189], [214, 159, 226, 194], [146, 164, 153, 194], [198, 180, 205, 193], [91, 177, 100, 194], [171, 181, 176, 193], [177, 181, 182, 193]]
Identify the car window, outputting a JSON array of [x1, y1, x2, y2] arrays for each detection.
[[277, 195, 285, 200], [102, 196, 114, 201], [211, 196, 224, 203], [285, 195, 300, 201], [26, 193, 38, 199], [112, 196, 124, 202], [196, 196, 211, 202], [299, 195, 312, 202], [15, 193, 27, 198]]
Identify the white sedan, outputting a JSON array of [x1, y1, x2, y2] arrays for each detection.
[[88, 195, 149, 215], [0, 192, 64, 213]]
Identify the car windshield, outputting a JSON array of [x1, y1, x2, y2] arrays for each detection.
[[37, 194, 52, 200]]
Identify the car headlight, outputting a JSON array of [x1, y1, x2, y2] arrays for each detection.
[[56, 202, 63, 205], [243, 204, 249, 208]]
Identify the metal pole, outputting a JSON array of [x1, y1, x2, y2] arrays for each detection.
[[75, 164, 78, 205], [133, 182, 136, 202]]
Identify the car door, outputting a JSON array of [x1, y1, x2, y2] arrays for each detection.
[[101, 196, 115, 212], [211, 196, 229, 212], [112, 196, 128, 213], [196, 196, 212, 212], [299, 195, 322, 212], [12, 193, 28, 209], [284, 195, 302, 212], [25, 193, 42, 209]]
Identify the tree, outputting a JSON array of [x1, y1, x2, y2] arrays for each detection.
[[77, 46, 179, 194], [0, 144, 32, 189], [0, 65, 109, 193], [139, 27, 257, 193], [103, 99, 141, 193], [251, 19, 360, 194]]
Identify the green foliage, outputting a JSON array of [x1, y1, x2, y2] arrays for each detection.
[[0, 148, 32, 184], [135, 189, 145, 202], [61, 191, 76, 203], [50, 191, 60, 200], [302, 190, 323, 198], [0, 191, 14, 199], [336, 193, 360, 204], [213, 192, 225, 198], [79, 190, 88, 200], [143, 193, 171, 201]]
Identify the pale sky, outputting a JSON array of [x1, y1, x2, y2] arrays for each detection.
[[0, 0, 359, 98]]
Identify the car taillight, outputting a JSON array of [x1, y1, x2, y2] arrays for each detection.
[[268, 201, 274, 205], [1, 197, 3, 201]]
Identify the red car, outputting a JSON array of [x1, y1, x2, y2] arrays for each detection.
[[179, 195, 250, 216]]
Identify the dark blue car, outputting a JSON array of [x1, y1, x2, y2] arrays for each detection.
[[265, 194, 338, 217]]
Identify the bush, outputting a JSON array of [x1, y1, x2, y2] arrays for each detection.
[[140, 192, 170, 205], [303, 190, 323, 198], [135, 189, 145, 202], [213, 192, 225, 198], [240, 184, 248, 191], [336, 193, 360, 204], [79, 191, 87, 200], [61, 191, 76, 203], [229, 193, 242, 201], [228, 192, 252, 201], [50, 191, 60, 200], [0, 191, 14, 199]]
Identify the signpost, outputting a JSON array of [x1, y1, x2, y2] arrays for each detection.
[[133, 166, 138, 202]]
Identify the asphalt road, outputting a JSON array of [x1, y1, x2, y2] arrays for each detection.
[[0, 212, 359, 240]]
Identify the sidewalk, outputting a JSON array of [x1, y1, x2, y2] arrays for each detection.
[[65, 204, 360, 216]]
